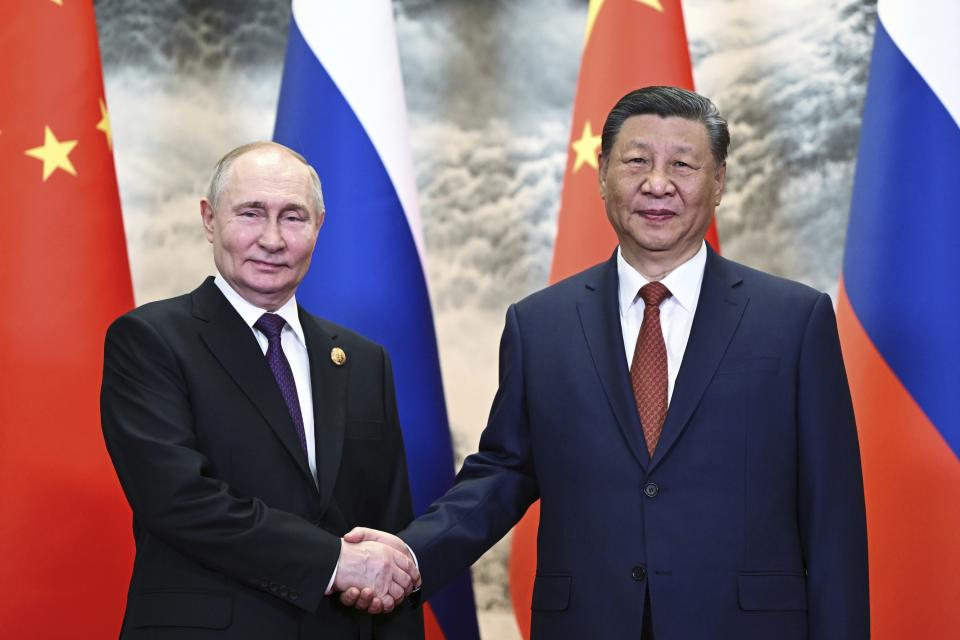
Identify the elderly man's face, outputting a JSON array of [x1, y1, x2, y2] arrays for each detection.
[[600, 114, 725, 274], [201, 149, 323, 311]]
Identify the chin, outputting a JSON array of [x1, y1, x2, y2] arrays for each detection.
[[241, 276, 286, 295], [632, 236, 681, 252]]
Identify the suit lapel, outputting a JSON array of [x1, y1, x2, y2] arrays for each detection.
[[193, 278, 315, 486], [649, 249, 747, 470], [301, 311, 347, 519], [577, 256, 650, 469]]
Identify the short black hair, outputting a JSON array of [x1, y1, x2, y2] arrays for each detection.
[[601, 86, 730, 166]]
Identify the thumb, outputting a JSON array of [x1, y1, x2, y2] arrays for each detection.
[[343, 526, 376, 543]]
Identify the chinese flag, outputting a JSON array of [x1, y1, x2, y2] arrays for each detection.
[[0, 1, 134, 637], [508, 0, 715, 636]]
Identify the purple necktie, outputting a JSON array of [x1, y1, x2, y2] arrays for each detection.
[[254, 313, 308, 457]]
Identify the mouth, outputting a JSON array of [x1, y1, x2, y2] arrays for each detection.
[[636, 208, 677, 222], [248, 259, 286, 271]]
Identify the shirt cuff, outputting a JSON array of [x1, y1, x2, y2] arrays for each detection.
[[404, 542, 421, 592], [324, 561, 338, 595]]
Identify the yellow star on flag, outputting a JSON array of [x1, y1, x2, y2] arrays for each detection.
[[97, 98, 113, 149], [571, 120, 602, 173], [50, 0, 64, 5], [24, 126, 78, 181]]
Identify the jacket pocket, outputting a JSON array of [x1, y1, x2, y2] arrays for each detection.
[[737, 572, 807, 611], [531, 574, 571, 612], [130, 589, 233, 629]]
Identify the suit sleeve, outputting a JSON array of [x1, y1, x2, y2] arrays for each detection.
[[399, 303, 540, 599], [100, 313, 340, 613], [796, 293, 870, 639]]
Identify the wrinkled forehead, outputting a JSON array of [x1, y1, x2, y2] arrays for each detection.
[[619, 115, 708, 144]]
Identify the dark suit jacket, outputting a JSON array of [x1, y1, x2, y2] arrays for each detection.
[[101, 277, 423, 639], [401, 248, 869, 639]]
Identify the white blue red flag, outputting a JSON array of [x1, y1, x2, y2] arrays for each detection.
[[838, 0, 960, 637], [273, 1, 479, 638]]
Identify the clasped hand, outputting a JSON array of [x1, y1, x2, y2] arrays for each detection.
[[334, 527, 420, 614]]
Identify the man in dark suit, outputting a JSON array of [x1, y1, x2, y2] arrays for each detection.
[[101, 142, 423, 638], [344, 87, 869, 639]]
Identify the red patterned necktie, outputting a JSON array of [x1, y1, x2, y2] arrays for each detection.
[[630, 282, 672, 456]]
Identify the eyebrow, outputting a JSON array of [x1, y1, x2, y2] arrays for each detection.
[[232, 200, 310, 213], [623, 140, 696, 153]]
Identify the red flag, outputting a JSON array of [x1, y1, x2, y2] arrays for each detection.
[[508, 0, 714, 635], [0, 1, 134, 637]]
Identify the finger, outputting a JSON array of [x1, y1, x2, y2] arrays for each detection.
[[339, 586, 360, 607], [391, 564, 412, 590], [393, 551, 420, 588], [387, 580, 405, 603], [353, 587, 375, 611], [367, 596, 384, 615], [407, 560, 421, 586], [381, 594, 396, 613]]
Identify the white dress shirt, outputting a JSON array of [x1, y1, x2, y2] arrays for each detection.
[[617, 241, 708, 404], [214, 275, 318, 483]]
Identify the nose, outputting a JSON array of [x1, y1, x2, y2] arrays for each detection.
[[640, 167, 675, 197], [258, 216, 285, 252]]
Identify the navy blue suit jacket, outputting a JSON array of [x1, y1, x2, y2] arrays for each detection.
[[402, 249, 868, 639]]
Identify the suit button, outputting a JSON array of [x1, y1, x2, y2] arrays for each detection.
[[269, 582, 279, 592], [279, 587, 290, 597], [631, 566, 647, 581], [644, 482, 659, 498], [289, 590, 300, 601]]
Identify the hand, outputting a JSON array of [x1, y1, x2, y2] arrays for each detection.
[[338, 528, 421, 612], [333, 537, 419, 614]]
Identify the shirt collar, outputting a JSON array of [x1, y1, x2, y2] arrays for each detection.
[[213, 274, 306, 347], [617, 241, 708, 316]]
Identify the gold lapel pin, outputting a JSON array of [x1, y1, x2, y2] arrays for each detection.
[[330, 347, 347, 366]]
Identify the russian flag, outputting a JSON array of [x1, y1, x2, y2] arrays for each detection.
[[273, 1, 479, 638], [837, 1, 960, 637]]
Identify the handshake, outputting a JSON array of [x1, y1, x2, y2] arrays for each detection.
[[332, 527, 421, 614]]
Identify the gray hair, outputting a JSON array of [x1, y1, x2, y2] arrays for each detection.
[[206, 141, 325, 216], [601, 86, 730, 166]]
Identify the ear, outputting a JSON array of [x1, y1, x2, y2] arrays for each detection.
[[713, 162, 727, 206], [598, 154, 609, 200], [200, 198, 216, 243]]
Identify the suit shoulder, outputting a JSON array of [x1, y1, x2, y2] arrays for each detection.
[[720, 255, 826, 307], [109, 291, 194, 332], [514, 261, 608, 312]]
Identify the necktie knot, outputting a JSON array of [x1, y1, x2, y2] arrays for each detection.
[[255, 313, 286, 340], [639, 281, 671, 308]]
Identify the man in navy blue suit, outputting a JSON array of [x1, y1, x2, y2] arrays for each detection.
[[345, 86, 869, 639]]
